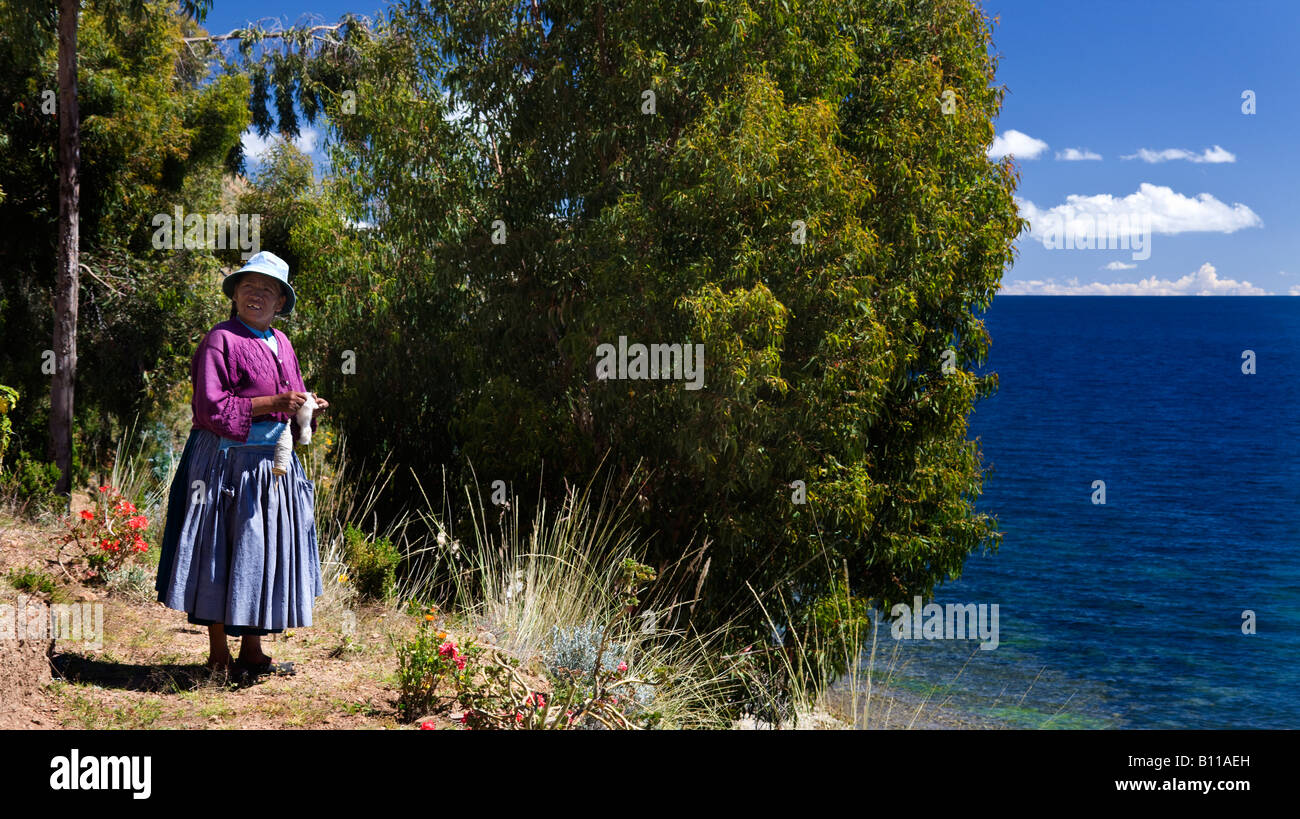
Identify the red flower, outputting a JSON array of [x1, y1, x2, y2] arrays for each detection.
[[617, 661, 628, 673], [515, 712, 523, 724], [127, 515, 148, 530], [79, 510, 94, 520], [98, 485, 109, 493], [419, 721, 436, 730], [453, 655, 466, 671], [438, 641, 457, 658], [459, 713, 469, 724]]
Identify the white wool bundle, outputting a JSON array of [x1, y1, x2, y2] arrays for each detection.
[[296, 393, 318, 446], [272, 424, 293, 476], [272, 393, 318, 476]]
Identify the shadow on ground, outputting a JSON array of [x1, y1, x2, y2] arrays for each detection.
[[51, 653, 259, 692]]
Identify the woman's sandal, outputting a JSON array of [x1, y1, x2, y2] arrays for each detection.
[[232, 657, 296, 678]]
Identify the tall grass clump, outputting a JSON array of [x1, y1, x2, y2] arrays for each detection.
[[298, 428, 427, 628], [105, 414, 172, 551], [724, 508, 919, 729], [392, 464, 742, 729]]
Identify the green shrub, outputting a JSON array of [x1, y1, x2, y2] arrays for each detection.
[[103, 563, 155, 602], [342, 522, 399, 602], [393, 610, 463, 722], [0, 450, 63, 515], [0, 384, 18, 472], [6, 567, 57, 596]]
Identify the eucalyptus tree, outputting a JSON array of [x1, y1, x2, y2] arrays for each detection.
[[230, 1, 1023, 697]]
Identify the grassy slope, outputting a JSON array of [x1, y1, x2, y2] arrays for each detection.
[[0, 483, 997, 731]]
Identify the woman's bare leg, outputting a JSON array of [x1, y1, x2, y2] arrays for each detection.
[[238, 634, 271, 665], [206, 623, 232, 669]]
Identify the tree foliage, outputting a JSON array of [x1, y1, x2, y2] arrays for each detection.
[[0, 0, 248, 474], [1, 0, 1024, 678], [275, 0, 1023, 651]]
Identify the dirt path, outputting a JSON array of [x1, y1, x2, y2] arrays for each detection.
[[1, 508, 425, 730]]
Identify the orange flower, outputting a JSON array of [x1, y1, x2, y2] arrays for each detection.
[[424, 614, 436, 621]]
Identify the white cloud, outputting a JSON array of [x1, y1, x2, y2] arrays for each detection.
[[1000, 262, 1270, 295], [1121, 145, 1235, 163], [1018, 183, 1261, 241], [1104, 261, 1136, 270], [988, 129, 1049, 160], [1056, 147, 1102, 161], [241, 126, 320, 164], [1290, 285, 1300, 295]]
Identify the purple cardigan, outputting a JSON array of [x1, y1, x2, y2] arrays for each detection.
[[190, 319, 318, 443]]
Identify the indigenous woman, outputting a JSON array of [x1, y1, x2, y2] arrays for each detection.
[[155, 251, 329, 678]]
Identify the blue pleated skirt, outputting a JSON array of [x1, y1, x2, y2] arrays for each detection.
[[155, 424, 323, 637]]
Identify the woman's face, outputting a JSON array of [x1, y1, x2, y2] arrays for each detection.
[[235, 273, 286, 326]]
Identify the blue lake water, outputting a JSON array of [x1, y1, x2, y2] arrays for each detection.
[[862, 296, 1300, 729]]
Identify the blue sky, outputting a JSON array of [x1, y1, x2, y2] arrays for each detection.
[[983, 0, 1299, 294], [206, 0, 1299, 294]]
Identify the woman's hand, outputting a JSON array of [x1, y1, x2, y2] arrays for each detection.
[[258, 391, 309, 414], [311, 393, 329, 417], [281, 391, 311, 413]]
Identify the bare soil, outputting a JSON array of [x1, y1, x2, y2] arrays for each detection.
[[0, 502, 424, 730]]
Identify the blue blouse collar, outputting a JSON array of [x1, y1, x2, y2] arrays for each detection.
[[235, 315, 275, 340]]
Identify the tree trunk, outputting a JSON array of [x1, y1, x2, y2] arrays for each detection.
[[50, 0, 79, 501]]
